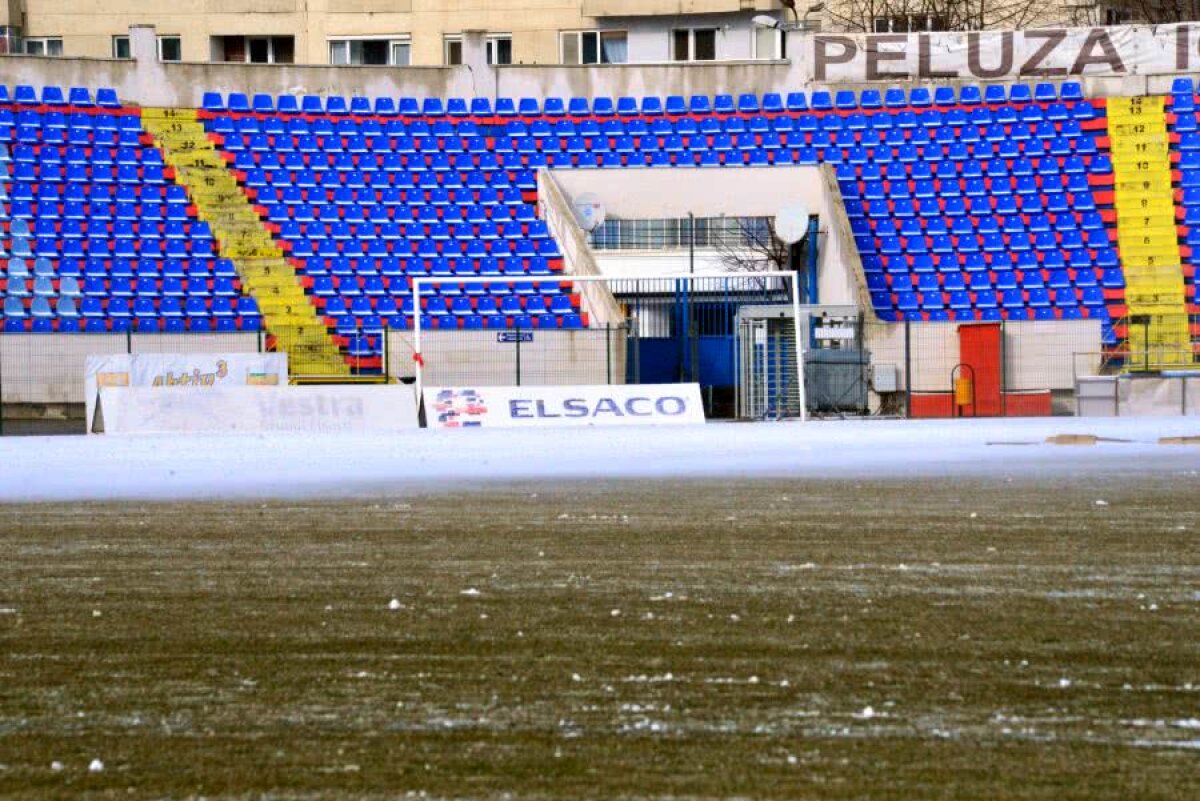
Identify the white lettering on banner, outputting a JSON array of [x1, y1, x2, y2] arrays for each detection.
[[807, 23, 1200, 82], [94, 386, 419, 435], [423, 385, 705, 429], [84, 353, 288, 434]]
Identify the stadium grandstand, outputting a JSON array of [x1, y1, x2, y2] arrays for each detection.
[[1, 14, 1199, 424]]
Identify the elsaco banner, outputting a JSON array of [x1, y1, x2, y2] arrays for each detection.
[[423, 384, 705, 429], [85, 353, 287, 434], [806, 23, 1200, 83], [93, 386, 419, 435]]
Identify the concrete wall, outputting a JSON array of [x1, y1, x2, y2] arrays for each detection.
[[0, 333, 262, 407], [3, 29, 1195, 109], [546, 165, 858, 307], [864, 320, 1102, 394]]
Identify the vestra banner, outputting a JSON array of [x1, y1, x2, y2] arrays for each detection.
[[85, 353, 288, 433], [423, 384, 706, 429], [93, 385, 420, 435], [806, 23, 1200, 83]]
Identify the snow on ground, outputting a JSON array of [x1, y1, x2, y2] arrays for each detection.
[[1, 416, 1198, 503]]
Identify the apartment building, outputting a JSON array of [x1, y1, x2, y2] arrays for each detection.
[[0, 0, 796, 66]]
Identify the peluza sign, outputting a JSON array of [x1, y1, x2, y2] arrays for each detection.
[[423, 385, 706, 429], [806, 23, 1200, 82]]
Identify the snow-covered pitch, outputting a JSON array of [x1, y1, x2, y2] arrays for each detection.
[[1, 416, 1197, 503]]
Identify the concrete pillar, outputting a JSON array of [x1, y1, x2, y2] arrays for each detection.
[[129, 24, 170, 107], [461, 29, 497, 101]]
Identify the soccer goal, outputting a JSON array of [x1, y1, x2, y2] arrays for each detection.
[[402, 270, 808, 421]]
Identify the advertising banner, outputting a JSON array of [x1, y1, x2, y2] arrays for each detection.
[[423, 384, 706, 429], [94, 385, 419, 435], [85, 353, 287, 433], [806, 23, 1200, 83]]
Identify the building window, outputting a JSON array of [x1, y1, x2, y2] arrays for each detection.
[[590, 217, 772, 251], [754, 27, 786, 60], [444, 35, 462, 65], [672, 28, 717, 62], [113, 35, 182, 61], [1104, 7, 1133, 24], [0, 26, 20, 55], [329, 37, 410, 66], [561, 30, 627, 65], [873, 15, 948, 32], [487, 34, 512, 65], [216, 35, 293, 64], [24, 37, 63, 57]]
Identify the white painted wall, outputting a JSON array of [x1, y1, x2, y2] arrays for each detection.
[[548, 166, 855, 303], [611, 13, 764, 63]]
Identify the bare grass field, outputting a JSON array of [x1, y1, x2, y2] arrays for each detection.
[[1, 474, 1198, 799]]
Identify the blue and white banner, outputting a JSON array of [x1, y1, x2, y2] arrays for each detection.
[[423, 384, 706, 429]]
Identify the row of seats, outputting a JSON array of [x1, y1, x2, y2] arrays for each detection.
[[224, 137, 1104, 167], [1167, 89, 1200, 318], [310, 274, 567, 297], [6, 144, 163, 165], [2, 294, 261, 323], [2, 276, 242, 299], [210, 104, 1100, 139], [2, 85, 120, 108], [0, 112, 142, 132], [200, 83, 1085, 117], [2, 257, 237, 280]]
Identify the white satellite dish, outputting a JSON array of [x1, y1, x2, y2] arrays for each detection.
[[574, 192, 607, 233], [775, 202, 811, 245]]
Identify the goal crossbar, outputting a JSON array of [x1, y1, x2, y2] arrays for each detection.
[[411, 271, 807, 422]]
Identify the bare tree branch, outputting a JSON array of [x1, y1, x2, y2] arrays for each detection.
[[714, 218, 793, 273]]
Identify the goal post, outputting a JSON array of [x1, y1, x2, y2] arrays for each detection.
[[409, 271, 807, 421]]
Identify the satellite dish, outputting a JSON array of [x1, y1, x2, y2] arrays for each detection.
[[574, 192, 607, 233], [775, 202, 811, 245]]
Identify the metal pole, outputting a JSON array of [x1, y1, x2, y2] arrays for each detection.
[[413, 278, 424, 400], [515, 321, 522, 387], [806, 217, 820, 305], [790, 272, 807, 421], [904, 317, 912, 419], [605, 323, 612, 384], [688, 212, 695, 276], [1000, 319, 1007, 418]]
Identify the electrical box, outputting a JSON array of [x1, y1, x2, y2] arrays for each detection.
[[871, 363, 898, 393]]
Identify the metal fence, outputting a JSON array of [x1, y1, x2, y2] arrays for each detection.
[[2, 307, 1190, 432]]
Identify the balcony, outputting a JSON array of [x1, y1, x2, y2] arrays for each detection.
[[582, 0, 778, 17]]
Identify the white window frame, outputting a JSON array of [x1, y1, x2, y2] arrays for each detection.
[[753, 26, 787, 60], [671, 28, 717, 62], [444, 35, 463, 65], [24, 37, 63, 57], [327, 35, 411, 66], [113, 35, 181, 61], [560, 29, 627, 65], [873, 14, 947, 33], [486, 34, 512, 65], [242, 36, 293, 64]]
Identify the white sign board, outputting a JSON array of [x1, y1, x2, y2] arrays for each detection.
[[805, 23, 1200, 82], [85, 353, 288, 433], [423, 384, 706, 429], [94, 385, 419, 435]]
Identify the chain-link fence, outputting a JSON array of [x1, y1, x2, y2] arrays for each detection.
[[2, 308, 1189, 432], [0, 331, 264, 434], [859, 317, 1111, 418]]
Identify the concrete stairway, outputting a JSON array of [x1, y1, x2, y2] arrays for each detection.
[[141, 108, 349, 376], [1108, 96, 1193, 367]]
